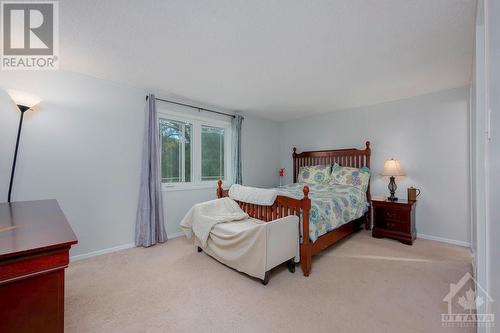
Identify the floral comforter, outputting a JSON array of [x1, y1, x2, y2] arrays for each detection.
[[276, 183, 368, 242]]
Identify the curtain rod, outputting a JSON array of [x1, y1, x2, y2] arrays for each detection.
[[146, 95, 236, 119]]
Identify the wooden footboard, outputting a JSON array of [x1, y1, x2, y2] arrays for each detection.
[[216, 180, 313, 276]]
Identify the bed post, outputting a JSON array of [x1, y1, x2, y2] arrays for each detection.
[[292, 147, 297, 183], [217, 179, 224, 198], [300, 185, 312, 276], [365, 141, 371, 230]]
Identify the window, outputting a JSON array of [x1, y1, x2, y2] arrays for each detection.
[[158, 110, 231, 189], [160, 119, 192, 183], [201, 126, 225, 181]]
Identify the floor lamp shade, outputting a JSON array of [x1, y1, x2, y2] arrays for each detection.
[[6, 90, 41, 203], [381, 159, 405, 201]]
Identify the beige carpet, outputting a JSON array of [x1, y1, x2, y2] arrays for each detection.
[[66, 231, 473, 333]]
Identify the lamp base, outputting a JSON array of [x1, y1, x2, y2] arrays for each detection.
[[387, 176, 398, 202]]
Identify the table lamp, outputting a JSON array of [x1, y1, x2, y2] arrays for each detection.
[[6, 90, 41, 203], [381, 158, 405, 201]]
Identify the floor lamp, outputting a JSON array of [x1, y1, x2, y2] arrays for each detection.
[[7, 90, 41, 203]]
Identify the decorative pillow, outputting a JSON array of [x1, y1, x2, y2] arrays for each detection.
[[330, 164, 371, 192], [297, 164, 331, 184]]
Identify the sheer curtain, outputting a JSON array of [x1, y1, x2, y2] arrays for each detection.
[[135, 94, 167, 247]]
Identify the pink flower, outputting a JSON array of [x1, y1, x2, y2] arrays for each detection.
[[279, 168, 286, 177]]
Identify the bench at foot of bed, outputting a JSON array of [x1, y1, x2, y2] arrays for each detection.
[[194, 214, 299, 286]]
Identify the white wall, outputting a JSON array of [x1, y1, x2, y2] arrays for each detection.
[[486, 0, 500, 326], [240, 115, 281, 188], [0, 71, 280, 256], [279, 86, 470, 244], [0, 71, 144, 257], [471, 1, 500, 327], [470, 0, 490, 324]]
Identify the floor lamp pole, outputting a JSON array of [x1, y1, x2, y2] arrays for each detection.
[[8, 106, 29, 203]]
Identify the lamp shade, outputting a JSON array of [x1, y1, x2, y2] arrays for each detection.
[[381, 159, 405, 176], [7, 89, 41, 108]]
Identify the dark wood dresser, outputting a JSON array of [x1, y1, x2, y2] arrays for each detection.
[[372, 198, 416, 245], [0, 200, 78, 333]]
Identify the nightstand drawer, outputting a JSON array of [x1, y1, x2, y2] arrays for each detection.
[[378, 208, 408, 222], [377, 220, 408, 233]]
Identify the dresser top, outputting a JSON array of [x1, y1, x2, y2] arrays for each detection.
[[0, 200, 78, 260]]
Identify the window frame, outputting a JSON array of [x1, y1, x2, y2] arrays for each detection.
[[157, 108, 232, 192], [158, 117, 193, 183]]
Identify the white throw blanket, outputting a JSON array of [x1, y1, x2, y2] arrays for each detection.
[[180, 198, 249, 248], [228, 184, 278, 206]]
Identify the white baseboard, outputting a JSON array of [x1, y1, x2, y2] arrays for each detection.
[[70, 232, 185, 262], [70, 242, 136, 262], [417, 233, 471, 248]]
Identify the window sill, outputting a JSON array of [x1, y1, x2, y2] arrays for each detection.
[[161, 182, 231, 192]]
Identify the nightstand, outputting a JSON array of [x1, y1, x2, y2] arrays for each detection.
[[372, 198, 416, 245]]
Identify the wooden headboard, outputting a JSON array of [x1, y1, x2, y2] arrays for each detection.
[[292, 141, 371, 200]]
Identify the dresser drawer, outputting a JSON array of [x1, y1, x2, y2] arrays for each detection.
[[376, 208, 408, 222], [0, 249, 69, 283], [377, 219, 408, 233]]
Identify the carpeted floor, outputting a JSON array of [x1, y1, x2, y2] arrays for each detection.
[[66, 231, 473, 333]]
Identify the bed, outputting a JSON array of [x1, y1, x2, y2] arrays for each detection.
[[217, 141, 371, 276]]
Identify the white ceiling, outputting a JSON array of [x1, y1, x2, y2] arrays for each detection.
[[60, 0, 476, 121]]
